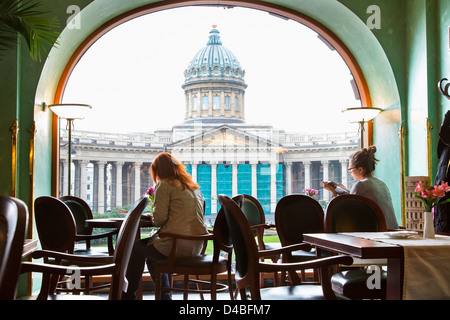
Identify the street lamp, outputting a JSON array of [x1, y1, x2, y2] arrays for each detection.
[[49, 103, 92, 196], [342, 107, 382, 149]]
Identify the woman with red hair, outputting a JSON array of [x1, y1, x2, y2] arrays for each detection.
[[123, 152, 208, 300]]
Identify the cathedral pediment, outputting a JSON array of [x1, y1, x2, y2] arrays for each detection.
[[167, 125, 281, 149]]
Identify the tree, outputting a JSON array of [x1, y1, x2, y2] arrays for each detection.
[[0, 0, 60, 61]]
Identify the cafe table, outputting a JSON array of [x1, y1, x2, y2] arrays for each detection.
[[85, 216, 154, 246], [303, 231, 450, 300], [85, 216, 153, 229]]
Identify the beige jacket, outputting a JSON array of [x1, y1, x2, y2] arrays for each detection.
[[148, 180, 208, 256]]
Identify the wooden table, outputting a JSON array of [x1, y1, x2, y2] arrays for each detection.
[[303, 233, 404, 300], [85, 217, 153, 229]]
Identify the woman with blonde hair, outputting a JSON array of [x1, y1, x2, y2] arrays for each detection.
[[123, 152, 208, 300]]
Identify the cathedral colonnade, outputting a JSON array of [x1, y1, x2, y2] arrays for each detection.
[[60, 155, 353, 215]]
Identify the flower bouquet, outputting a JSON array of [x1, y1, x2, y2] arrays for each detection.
[[145, 186, 155, 212], [414, 181, 450, 212], [414, 181, 450, 238], [303, 188, 318, 199]]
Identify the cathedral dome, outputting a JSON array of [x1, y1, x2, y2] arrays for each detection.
[[184, 27, 245, 83], [182, 27, 247, 125]]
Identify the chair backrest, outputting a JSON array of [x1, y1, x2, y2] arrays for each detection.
[[109, 195, 148, 300], [241, 194, 265, 226], [59, 196, 93, 235], [324, 194, 387, 232], [275, 194, 324, 246], [213, 195, 244, 255], [34, 196, 77, 253], [0, 197, 28, 300], [218, 194, 258, 283]]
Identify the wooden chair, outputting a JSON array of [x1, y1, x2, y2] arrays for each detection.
[[240, 194, 280, 286], [218, 194, 353, 300], [324, 194, 388, 300], [33, 196, 114, 295], [275, 194, 325, 284], [20, 195, 148, 300], [151, 196, 240, 300], [60, 195, 117, 254], [0, 196, 28, 300]]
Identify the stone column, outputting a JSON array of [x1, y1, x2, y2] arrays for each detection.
[[79, 160, 88, 201], [303, 161, 311, 189], [251, 161, 258, 198], [208, 90, 213, 116], [115, 161, 123, 208], [73, 160, 81, 197], [340, 158, 348, 187], [191, 162, 198, 182], [134, 162, 142, 201], [232, 162, 238, 196], [97, 161, 106, 213], [286, 161, 292, 195]]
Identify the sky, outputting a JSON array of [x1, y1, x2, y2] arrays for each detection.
[[62, 6, 360, 134]]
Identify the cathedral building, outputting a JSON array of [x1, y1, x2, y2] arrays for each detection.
[[59, 27, 359, 216]]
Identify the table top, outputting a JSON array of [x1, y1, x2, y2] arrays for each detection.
[[85, 217, 153, 228], [303, 233, 403, 259]]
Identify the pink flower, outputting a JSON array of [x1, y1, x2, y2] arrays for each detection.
[[145, 186, 155, 196], [303, 188, 318, 197], [434, 182, 450, 197], [421, 189, 434, 199], [415, 181, 424, 193], [415, 181, 450, 212]]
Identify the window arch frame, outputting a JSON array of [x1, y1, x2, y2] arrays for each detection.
[[51, 0, 374, 195]]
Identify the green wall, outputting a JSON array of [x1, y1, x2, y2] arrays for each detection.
[[2, 0, 450, 296]]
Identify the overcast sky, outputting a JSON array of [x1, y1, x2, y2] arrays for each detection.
[[62, 6, 360, 134]]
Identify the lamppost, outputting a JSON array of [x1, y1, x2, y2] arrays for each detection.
[[49, 103, 92, 196], [342, 107, 382, 149]]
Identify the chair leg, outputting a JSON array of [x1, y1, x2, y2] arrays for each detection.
[[154, 272, 161, 300], [84, 275, 93, 294], [227, 271, 234, 300], [136, 280, 143, 300], [183, 275, 189, 300], [195, 275, 205, 300], [210, 273, 217, 300], [239, 288, 248, 300]]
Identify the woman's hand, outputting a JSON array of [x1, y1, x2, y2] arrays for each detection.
[[322, 181, 338, 198], [141, 213, 153, 220]]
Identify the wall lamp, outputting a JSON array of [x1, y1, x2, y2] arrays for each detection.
[[49, 103, 92, 196], [342, 107, 382, 149]]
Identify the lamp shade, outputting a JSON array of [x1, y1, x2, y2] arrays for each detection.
[[49, 103, 92, 120], [341, 107, 382, 123]]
